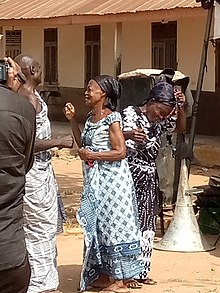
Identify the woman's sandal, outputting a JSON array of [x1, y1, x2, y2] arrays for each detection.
[[124, 280, 143, 289], [135, 277, 157, 285]]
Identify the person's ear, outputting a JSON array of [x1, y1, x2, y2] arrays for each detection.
[[30, 65, 36, 75], [101, 91, 106, 98]]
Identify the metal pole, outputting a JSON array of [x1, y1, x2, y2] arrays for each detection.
[[187, 5, 214, 171]]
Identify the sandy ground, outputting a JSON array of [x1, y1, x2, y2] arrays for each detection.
[[52, 152, 220, 293]]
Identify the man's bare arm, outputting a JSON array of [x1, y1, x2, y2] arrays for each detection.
[[34, 135, 74, 153]]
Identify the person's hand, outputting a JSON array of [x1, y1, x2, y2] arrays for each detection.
[[78, 147, 94, 161], [127, 128, 147, 142], [174, 88, 186, 109], [5, 57, 26, 92], [56, 135, 74, 149], [64, 102, 75, 120]]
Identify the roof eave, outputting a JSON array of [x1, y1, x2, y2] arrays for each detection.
[[0, 7, 205, 26]]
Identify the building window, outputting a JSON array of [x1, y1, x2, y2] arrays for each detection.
[[44, 28, 58, 85], [5, 30, 21, 59], [152, 21, 177, 70], [85, 25, 100, 85], [216, 39, 220, 92]]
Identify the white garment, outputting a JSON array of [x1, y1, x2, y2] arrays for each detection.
[[23, 92, 59, 293]]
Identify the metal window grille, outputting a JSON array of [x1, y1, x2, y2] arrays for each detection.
[[5, 30, 21, 59]]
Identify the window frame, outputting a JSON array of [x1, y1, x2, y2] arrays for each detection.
[[44, 28, 58, 86], [215, 39, 220, 93], [5, 30, 21, 59], [84, 25, 100, 86], [152, 21, 177, 70]]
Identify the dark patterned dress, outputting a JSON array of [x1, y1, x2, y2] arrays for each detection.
[[122, 105, 176, 280], [77, 111, 144, 291]]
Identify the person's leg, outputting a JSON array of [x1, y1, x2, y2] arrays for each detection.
[[135, 219, 157, 285], [26, 234, 59, 292], [24, 166, 59, 292], [102, 279, 129, 293], [0, 256, 31, 293], [139, 229, 155, 280], [90, 274, 112, 288]]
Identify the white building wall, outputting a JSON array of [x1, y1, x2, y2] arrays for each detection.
[[121, 21, 151, 73], [3, 25, 85, 88], [2, 26, 44, 84], [1, 15, 215, 92], [101, 23, 115, 77], [59, 25, 84, 88], [120, 17, 214, 92], [21, 26, 43, 66], [177, 17, 215, 92], [2, 26, 43, 64]]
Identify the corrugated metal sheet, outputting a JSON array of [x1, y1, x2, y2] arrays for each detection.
[[0, 0, 200, 20]]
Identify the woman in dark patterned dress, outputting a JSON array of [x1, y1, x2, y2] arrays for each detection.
[[122, 82, 186, 286]]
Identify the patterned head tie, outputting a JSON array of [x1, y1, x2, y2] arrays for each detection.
[[148, 81, 176, 108], [93, 75, 122, 111]]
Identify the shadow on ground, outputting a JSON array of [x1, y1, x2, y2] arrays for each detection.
[[209, 235, 220, 258], [56, 173, 83, 195], [58, 264, 82, 293], [190, 164, 220, 178]]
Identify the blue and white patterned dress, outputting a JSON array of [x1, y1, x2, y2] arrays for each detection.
[[77, 111, 143, 291]]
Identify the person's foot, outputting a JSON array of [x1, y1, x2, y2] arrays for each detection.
[[90, 275, 112, 289], [101, 280, 130, 293], [124, 279, 142, 289]]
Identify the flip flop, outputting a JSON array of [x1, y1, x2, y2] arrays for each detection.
[[135, 277, 158, 285], [124, 280, 143, 289]]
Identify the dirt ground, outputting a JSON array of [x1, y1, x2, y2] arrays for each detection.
[[52, 152, 220, 293]]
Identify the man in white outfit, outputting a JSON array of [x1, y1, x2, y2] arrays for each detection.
[[15, 54, 74, 293]]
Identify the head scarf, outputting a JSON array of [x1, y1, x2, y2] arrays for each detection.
[[93, 75, 122, 111], [148, 81, 176, 108]]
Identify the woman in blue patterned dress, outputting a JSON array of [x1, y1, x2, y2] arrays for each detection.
[[64, 75, 143, 292], [122, 82, 186, 286]]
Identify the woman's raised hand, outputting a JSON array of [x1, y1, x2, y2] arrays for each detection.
[[64, 102, 75, 120], [174, 88, 186, 109]]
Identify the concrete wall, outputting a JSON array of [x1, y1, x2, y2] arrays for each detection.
[[177, 17, 215, 92], [59, 25, 84, 88], [101, 23, 115, 76], [2, 16, 215, 93], [2, 26, 44, 83], [1, 15, 219, 133], [121, 21, 151, 73], [22, 26, 43, 67], [121, 17, 215, 92]]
